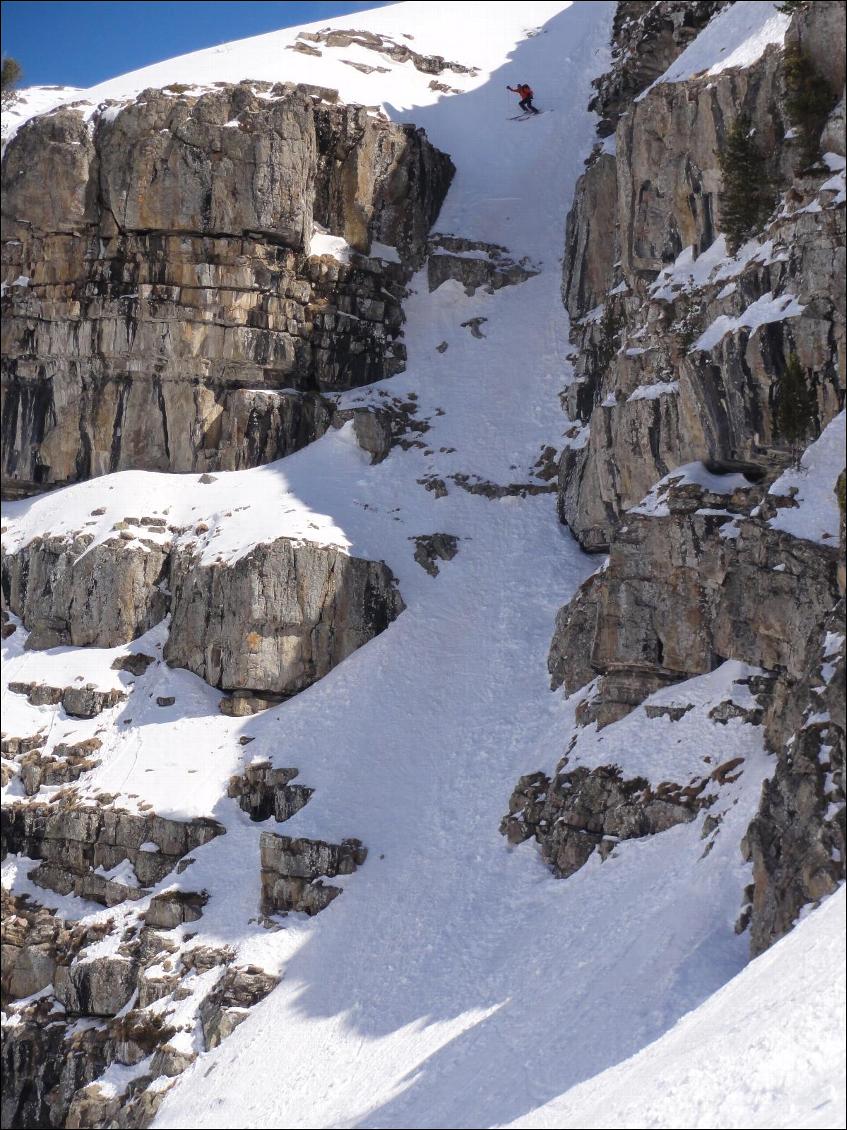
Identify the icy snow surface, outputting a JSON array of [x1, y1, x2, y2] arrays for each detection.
[[2, 3, 843, 1129], [638, 1, 791, 99], [768, 411, 846, 546], [507, 886, 846, 1130]]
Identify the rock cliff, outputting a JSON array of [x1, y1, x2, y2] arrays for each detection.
[[0, 73, 435, 1128], [1, 82, 453, 495], [2, 3, 846, 1126], [505, 0, 846, 956], [559, 1, 844, 551]]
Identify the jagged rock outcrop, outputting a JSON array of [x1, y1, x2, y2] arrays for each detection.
[[293, 27, 479, 80], [3, 526, 405, 701], [8, 679, 126, 718], [1, 801, 224, 904], [560, 1, 845, 551], [501, 764, 714, 877], [228, 762, 314, 823], [740, 459, 847, 955], [1, 786, 288, 1128], [548, 476, 841, 726], [165, 536, 404, 694], [427, 234, 540, 296], [411, 532, 459, 576], [2, 882, 278, 1129], [1, 82, 454, 494], [260, 832, 367, 915], [197, 964, 278, 1049], [1, 531, 170, 649], [17, 738, 102, 795]]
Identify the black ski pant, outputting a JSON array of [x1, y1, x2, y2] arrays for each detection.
[[519, 97, 539, 114]]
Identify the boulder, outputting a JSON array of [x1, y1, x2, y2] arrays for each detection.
[[165, 537, 404, 694]]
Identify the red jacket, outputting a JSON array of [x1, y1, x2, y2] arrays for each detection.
[[510, 84, 533, 99]]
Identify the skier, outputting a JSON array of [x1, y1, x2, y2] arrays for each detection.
[[507, 82, 540, 115]]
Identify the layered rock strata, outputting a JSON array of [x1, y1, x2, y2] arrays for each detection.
[[1, 801, 224, 905], [2, 530, 405, 697], [2, 882, 278, 1129], [1, 82, 454, 494], [560, 1, 845, 552], [506, 0, 846, 958], [260, 833, 368, 916]]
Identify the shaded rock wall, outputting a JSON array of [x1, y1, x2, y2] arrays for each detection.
[[742, 598, 846, 956], [1, 82, 454, 494]]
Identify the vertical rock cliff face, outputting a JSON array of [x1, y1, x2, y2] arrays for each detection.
[[0, 83, 454, 494], [505, 0, 845, 956], [560, 2, 844, 552]]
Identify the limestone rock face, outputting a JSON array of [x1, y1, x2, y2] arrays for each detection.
[[742, 604, 846, 955], [549, 478, 840, 720], [2, 533, 170, 649], [1, 885, 278, 1129], [165, 537, 405, 694], [1, 83, 454, 494], [559, 3, 845, 551], [1, 801, 224, 905], [55, 957, 138, 1018], [95, 88, 316, 246]]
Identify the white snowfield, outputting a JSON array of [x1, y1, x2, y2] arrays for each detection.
[[768, 411, 847, 546], [637, 1, 791, 99], [507, 886, 847, 1130], [2, 4, 844, 1130]]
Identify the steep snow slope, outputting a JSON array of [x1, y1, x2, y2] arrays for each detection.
[[508, 886, 847, 1130], [2, 3, 843, 1128]]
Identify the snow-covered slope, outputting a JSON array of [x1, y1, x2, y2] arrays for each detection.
[[2, 3, 844, 1129], [508, 885, 847, 1130]]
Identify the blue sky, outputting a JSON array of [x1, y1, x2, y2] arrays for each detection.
[[1, 1, 392, 88]]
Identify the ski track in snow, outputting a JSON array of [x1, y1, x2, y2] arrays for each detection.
[[2, 3, 843, 1128]]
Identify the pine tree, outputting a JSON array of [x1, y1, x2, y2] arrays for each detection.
[[1, 56, 22, 102], [718, 116, 774, 252], [783, 47, 836, 170], [773, 353, 815, 456]]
